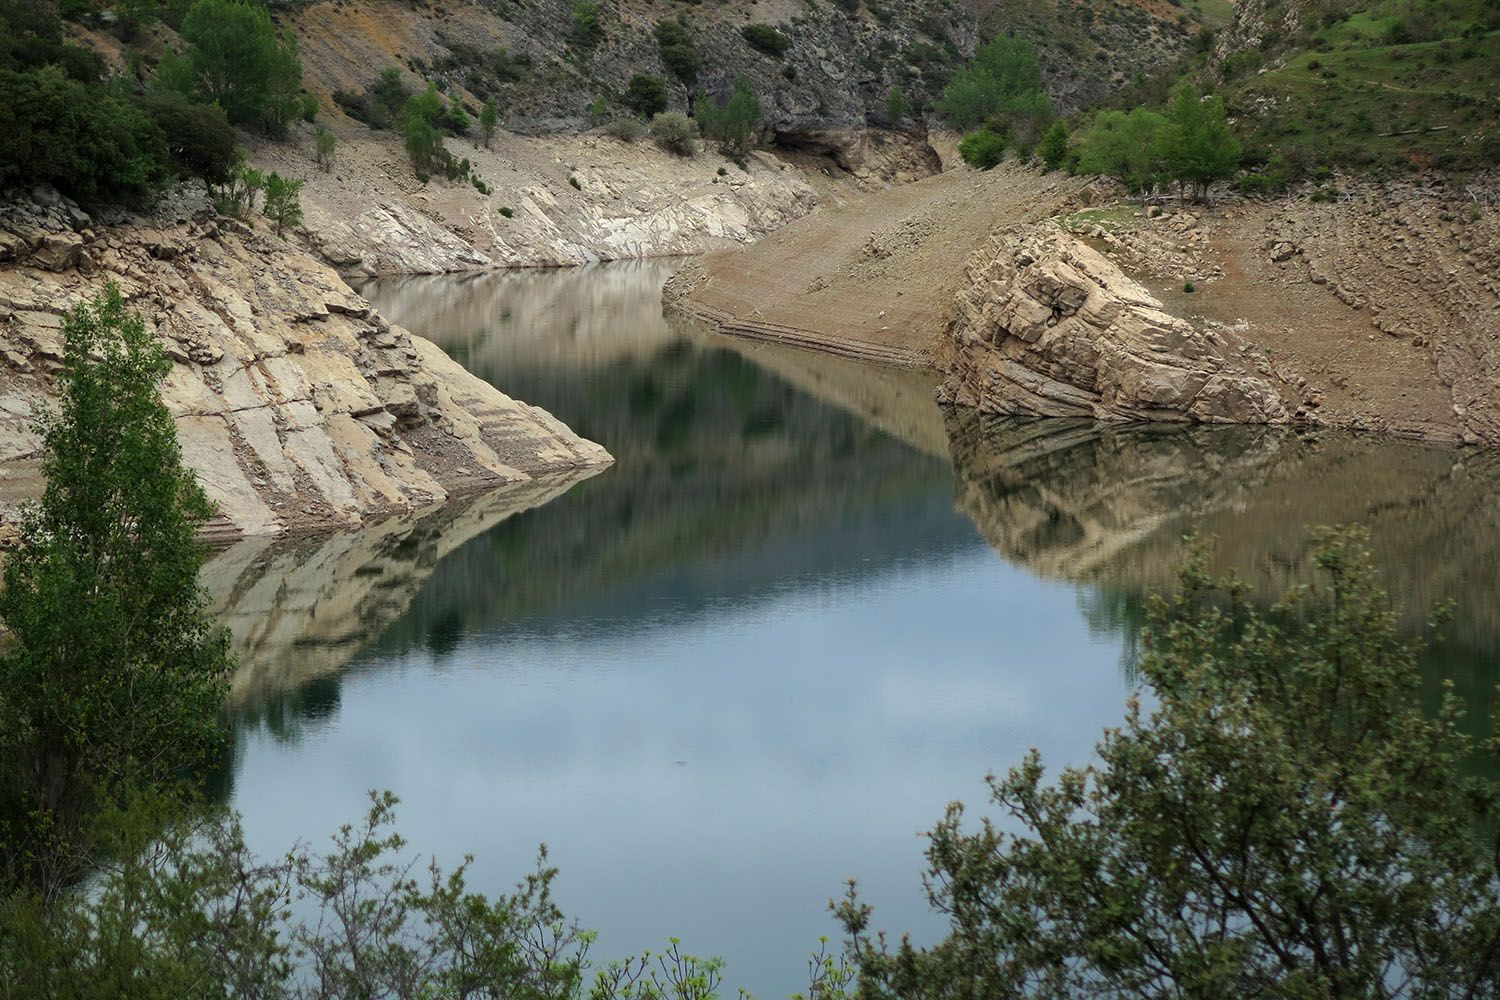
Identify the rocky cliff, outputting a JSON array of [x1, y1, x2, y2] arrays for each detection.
[[937, 222, 1289, 425], [0, 194, 610, 540]]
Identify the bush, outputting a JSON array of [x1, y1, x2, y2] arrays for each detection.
[[958, 128, 1006, 169], [625, 73, 668, 119], [694, 76, 762, 157], [939, 36, 1052, 144], [568, 175, 582, 190], [740, 23, 790, 58], [498, 206, 514, 218], [333, 67, 409, 130], [261, 170, 303, 236], [649, 110, 699, 156], [141, 90, 236, 184], [886, 84, 909, 124], [1037, 120, 1069, 171], [655, 18, 700, 84], [1183, 280, 1195, 292], [315, 125, 336, 172], [570, 0, 603, 49], [605, 117, 646, 142], [0, 65, 167, 203]]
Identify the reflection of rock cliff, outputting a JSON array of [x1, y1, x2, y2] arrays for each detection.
[[945, 409, 1500, 644], [207, 470, 595, 703], [0, 198, 610, 539]]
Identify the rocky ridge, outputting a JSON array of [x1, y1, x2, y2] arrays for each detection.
[[0, 194, 610, 540], [937, 222, 1289, 425]]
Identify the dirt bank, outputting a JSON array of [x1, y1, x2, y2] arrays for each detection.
[[664, 165, 1088, 367], [668, 166, 1500, 446]]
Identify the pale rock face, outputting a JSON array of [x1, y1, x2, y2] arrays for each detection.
[[939, 223, 1288, 426], [0, 198, 610, 541]]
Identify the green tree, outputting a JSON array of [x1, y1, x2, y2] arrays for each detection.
[[0, 286, 233, 899], [938, 36, 1051, 136], [695, 76, 762, 158], [479, 97, 499, 149], [261, 171, 303, 236], [886, 84, 909, 125], [1077, 107, 1167, 194], [166, 0, 303, 135], [400, 82, 448, 175], [314, 124, 336, 171], [1037, 119, 1069, 171], [839, 529, 1500, 997], [625, 73, 668, 119], [1156, 83, 1243, 202]]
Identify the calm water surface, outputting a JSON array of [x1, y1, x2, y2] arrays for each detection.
[[211, 261, 1500, 998]]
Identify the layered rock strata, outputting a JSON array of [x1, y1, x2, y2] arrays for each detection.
[[0, 196, 610, 540], [938, 223, 1288, 425]]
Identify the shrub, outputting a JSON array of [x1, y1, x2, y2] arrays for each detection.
[[315, 125, 336, 172], [886, 84, 909, 124], [605, 117, 646, 141], [569, 175, 582, 190], [332, 66, 407, 129], [939, 36, 1052, 145], [142, 89, 237, 184], [1037, 120, 1069, 171], [0, 65, 167, 203], [444, 95, 471, 135], [1183, 280, 1195, 292], [498, 205, 514, 217], [958, 128, 1006, 169], [625, 73, 668, 119], [740, 23, 790, 58], [261, 170, 303, 236], [649, 110, 699, 156], [694, 76, 762, 157], [655, 18, 700, 84], [570, 0, 603, 49]]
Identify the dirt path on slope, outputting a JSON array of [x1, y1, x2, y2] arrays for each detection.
[[666, 165, 1087, 368]]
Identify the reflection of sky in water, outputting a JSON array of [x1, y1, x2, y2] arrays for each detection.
[[233, 544, 1126, 999]]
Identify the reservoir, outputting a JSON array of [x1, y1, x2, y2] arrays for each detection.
[[212, 261, 1500, 999]]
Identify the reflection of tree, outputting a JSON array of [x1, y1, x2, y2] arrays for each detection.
[[1076, 585, 1146, 681]]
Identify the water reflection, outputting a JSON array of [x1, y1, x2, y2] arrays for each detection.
[[211, 262, 1500, 999]]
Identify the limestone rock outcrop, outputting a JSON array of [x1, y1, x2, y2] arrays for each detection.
[[938, 223, 1288, 426], [0, 197, 610, 540]]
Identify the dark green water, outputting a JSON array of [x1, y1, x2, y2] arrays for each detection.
[[209, 260, 1500, 998]]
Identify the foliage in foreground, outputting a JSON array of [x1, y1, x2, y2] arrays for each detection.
[[0, 287, 233, 901], [838, 529, 1500, 998]]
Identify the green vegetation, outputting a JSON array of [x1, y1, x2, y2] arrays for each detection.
[[695, 76, 763, 158], [0, 287, 233, 899], [1037, 119, 1070, 170], [941, 37, 1055, 170], [958, 128, 1007, 169], [315, 126, 336, 173], [625, 73, 669, 119], [740, 23, 792, 58], [605, 116, 646, 141], [1071, 84, 1239, 200], [650, 110, 699, 156], [155, 0, 303, 136], [886, 84, 909, 124], [570, 0, 604, 50], [333, 66, 410, 130], [261, 171, 303, 236], [0, 0, 258, 203], [655, 18, 701, 85], [840, 530, 1500, 995]]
